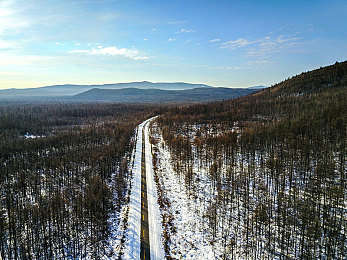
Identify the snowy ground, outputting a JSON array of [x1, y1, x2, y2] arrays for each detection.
[[123, 121, 144, 260], [102, 124, 140, 260], [144, 117, 165, 260], [150, 124, 217, 259], [108, 117, 345, 259]]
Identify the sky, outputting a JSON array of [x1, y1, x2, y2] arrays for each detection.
[[0, 0, 346, 89]]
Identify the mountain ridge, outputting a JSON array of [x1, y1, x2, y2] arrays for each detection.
[[0, 81, 213, 98], [71, 87, 257, 103], [0, 81, 264, 102]]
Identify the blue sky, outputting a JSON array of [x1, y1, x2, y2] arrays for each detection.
[[0, 0, 346, 89]]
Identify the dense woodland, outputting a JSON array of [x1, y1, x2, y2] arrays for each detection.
[[153, 61, 346, 259], [0, 61, 346, 259], [0, 103, 160, 259]]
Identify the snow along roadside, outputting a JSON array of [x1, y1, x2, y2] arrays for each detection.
[[151, 123, 216, 259], [103, 125, 138, 259], [144, 117, 165, 260], [123, 122, 144, 260]]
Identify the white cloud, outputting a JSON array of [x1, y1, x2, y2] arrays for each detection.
[[168, 38, 176, 42], [245, 51, 257, 56], [0, 1, 30, 35], [263, 35, 300, 46], [0, 39, 18, 49], [209, 38, 221, 42], [177, 28, 194, 33], [143, 38, 148, 41], [269, 27, 285, 35], [222, 35, 302, 58], [222, 38, 252, 50], [247, 35, 301, 57], [69, 46, 149, 61]]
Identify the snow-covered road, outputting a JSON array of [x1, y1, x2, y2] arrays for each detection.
[[124, 117, 164, 260]]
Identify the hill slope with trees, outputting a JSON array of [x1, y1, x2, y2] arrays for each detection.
[[152, 61, 346, 259]]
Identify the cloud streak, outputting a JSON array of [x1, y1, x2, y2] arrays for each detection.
[[246, 35, 301, 57], [222, 35, 302, 57], [0, 1, 30, 35], [0, 39, 20, 50], [221, 38, 252, 50], [209, 38, 221, 42], [69, 46, 149, 61], [176, 28, 194, 33]]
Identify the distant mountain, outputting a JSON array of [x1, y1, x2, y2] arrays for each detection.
[[72, 87, 257, 103], [0, 81, 213, 99], [248, 85, 268, 89]]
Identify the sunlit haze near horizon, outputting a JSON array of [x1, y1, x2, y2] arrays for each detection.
[[0, 0, 346, 89]]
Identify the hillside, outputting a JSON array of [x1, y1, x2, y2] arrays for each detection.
[[260, 61, 347, 96], [247, 85, 268, 89], [72, 87, 257, 103], [160, 61, 347, 123], [151, 61, 346, 259]]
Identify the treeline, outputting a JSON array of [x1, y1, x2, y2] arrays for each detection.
[[0, 103, 161, 259], [155, 61, 346, 259]]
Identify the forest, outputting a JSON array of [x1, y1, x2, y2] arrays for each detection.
[[0, 61, 345, 259], [151, 61, 346, 259], [0, 102, 160, 259]]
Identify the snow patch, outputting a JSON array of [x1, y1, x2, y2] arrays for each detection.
[[144, 118, 165, 260]]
